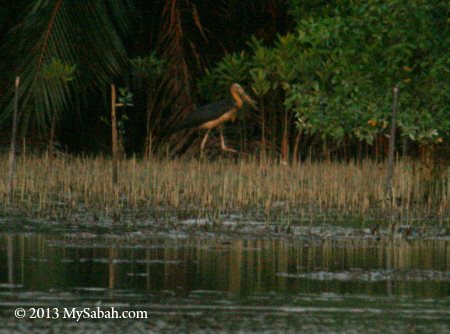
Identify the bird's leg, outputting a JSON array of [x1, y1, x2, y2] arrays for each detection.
[[219, 127, 237, 153], [200, 129, 210, 156]]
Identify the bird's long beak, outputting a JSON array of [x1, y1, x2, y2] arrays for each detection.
[[243, 94, 258, 110]]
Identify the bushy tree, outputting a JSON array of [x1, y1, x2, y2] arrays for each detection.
[[201, 0, 449, 158]]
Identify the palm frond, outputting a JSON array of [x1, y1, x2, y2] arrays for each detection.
[[0, 0, 133, 136]]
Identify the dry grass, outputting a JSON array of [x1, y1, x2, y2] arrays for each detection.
[[0, 154, 448, 224]]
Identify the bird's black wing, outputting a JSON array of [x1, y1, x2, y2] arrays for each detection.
[[171, 100, 236, 132]]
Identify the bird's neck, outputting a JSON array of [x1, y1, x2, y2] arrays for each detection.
[[231, 90, 243, 108]]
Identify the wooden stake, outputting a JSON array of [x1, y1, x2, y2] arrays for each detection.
[[111, 84, 118, 186], [8, 77, 20, 204], [385, 85, 399, 197]]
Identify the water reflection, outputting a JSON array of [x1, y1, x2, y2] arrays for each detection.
[[0, 234, 448, 298]]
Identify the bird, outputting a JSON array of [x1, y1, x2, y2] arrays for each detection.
[[171, 83, 257, 155]]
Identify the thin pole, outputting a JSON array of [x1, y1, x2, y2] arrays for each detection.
[[111, 84, 118, 186], [8, 77, 20, 203], [385, 85, 399, 197]]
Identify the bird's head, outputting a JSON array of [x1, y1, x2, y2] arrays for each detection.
[[231, 83, 258, 110]]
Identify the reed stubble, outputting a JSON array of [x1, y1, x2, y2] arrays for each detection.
[[0, 154, 448, 224]]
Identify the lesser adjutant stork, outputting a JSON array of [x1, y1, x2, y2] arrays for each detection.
[[172, 83, 257, 155]]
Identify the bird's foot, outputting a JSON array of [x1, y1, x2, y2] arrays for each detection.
[[221, 146, 238, 153]]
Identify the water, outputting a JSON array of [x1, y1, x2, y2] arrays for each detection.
[[0, 231, 448, 333]]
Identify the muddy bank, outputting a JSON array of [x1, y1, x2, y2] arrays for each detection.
[[0, 212, 448, 241]]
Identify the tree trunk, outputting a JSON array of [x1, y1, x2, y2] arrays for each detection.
[[375, 135, 380, 162], [260, 101, 266, 161], [158, 0, 196, 155], [8, 77, 20, 203], [111, 84, 119, 186], [401, 136, 408, 157], [293, 130, 301, 164], [281, 108, 289, 164], [48, 110, 57, 157], [385, 85, 398, 197], [357, 141, 362, 162]]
